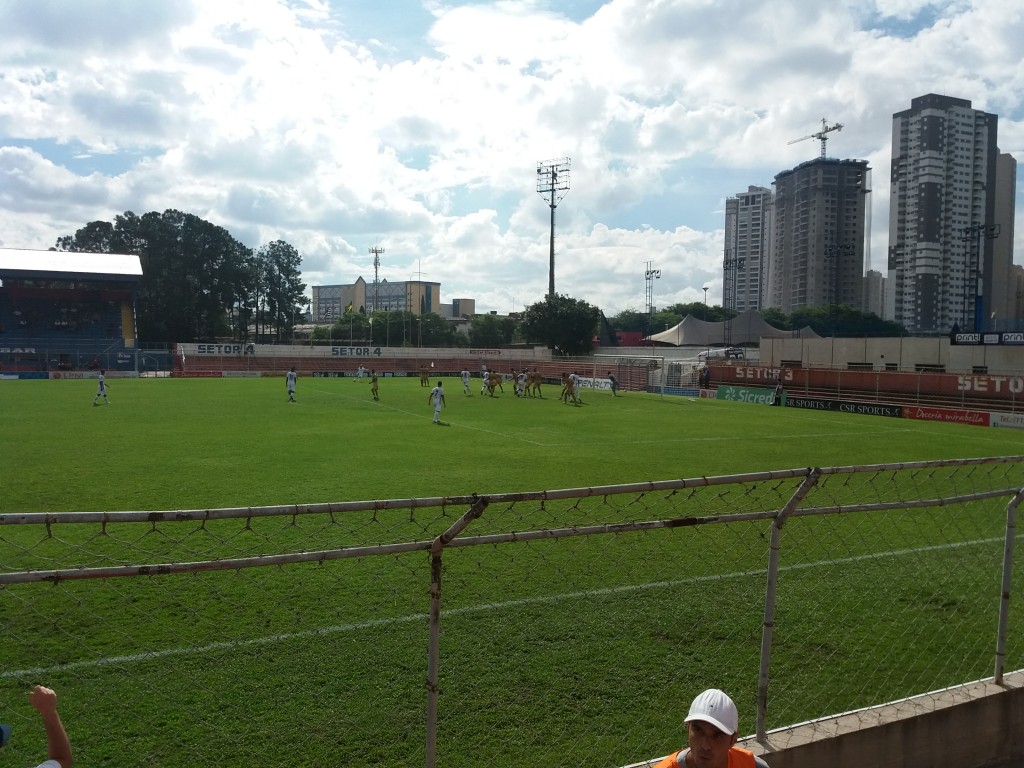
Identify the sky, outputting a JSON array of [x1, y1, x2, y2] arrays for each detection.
[[0, 0, 1022, 317]]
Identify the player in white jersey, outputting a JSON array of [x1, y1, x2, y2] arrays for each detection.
[[428, 381, 446, 423], [286, 366, 297, 402], [92, 370, 109, 405]]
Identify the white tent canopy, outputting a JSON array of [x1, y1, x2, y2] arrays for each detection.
[[645, 308, 820, 346]]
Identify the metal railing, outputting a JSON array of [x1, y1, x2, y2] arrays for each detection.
[[1, 456, 1022, 767]]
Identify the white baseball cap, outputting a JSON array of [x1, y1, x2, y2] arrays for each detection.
[[684, 689, 738, 735]]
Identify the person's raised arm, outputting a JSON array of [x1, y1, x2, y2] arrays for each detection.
[[28, 686, 72, 768]]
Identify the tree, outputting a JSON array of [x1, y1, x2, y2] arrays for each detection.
[[469, 313, 515, 347], [607, 309, 649, 334], [788, 305, 907, 337], [254, 241, 306, 342], [417, 312, 460, 347], [760, 307, 790, 330], [520, 294, 600, 355]]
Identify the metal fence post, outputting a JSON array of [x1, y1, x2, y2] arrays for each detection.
[[756, 469, 821, 744], [995, 490, 1023, 684], [425, 496, 489, 768]]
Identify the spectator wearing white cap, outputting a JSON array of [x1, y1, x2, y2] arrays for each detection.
[[652, 688, 769, 768]]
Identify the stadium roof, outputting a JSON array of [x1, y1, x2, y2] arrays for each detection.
[[646, 308, 821, 346], [0, 248, 143, 283]]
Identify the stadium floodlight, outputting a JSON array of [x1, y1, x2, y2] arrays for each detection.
[[536, 158, 571, 297], [644, 261, 661, 334]]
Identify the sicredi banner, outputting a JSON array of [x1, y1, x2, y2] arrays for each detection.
[[715, 385, 775, 405]]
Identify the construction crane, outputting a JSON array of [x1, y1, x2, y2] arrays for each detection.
[[788, 118, 844, 159]]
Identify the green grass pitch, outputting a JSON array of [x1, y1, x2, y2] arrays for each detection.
[[2, 375, 1021, 512], [1, 376, 1022, 767]]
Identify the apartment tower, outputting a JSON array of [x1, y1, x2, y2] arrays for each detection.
[[887, 93, 1016, 334], [766, 158, 870, 313], [723, 186, 772, 312]]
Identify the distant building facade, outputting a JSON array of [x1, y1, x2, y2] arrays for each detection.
[[312, 278, 442, 322], [766, 158, 870, 314], [887, 93, 1017, 334], [723, 186, 773, 312], [864, 269, 886, 318]]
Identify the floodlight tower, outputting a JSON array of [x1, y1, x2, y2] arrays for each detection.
[[644, 261, 661, 333], [369, 244, 385, 312], [536, 157, 571, 297]]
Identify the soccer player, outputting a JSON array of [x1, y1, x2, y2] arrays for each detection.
[[428, 380, 446, 424], [461, 368, 471, 395], [370, 369, 379, 401], [516, 369, 527, 398], [529, 368, 543, 398], [571, 370, 584, 403], [92, 370, 109, 405], [286, 366, 297, 402], [608, 372, 619, 396], [560, 372, 578, 405], [487, 370, 503, 396]]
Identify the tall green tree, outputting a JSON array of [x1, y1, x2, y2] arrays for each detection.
[[607, 309, 648, 333], [254, 241, 306, 341], [469, 313, 516, 347], [520, 294, 600, 355]]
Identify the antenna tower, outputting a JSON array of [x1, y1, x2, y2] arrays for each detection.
[[369, 244, 385, 312]]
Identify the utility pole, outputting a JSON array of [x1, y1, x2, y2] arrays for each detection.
[[536, 158, 571, 297], [369, 244, 385, 312]]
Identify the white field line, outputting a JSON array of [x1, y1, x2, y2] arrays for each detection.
[[1, 534, 1008, 680]]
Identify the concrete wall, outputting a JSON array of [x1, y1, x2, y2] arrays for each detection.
[[760, 336, 1024, 374], [630, 673, 1024, 768]]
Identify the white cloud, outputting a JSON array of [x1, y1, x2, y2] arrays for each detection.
[[0, 0, 1021, 318]]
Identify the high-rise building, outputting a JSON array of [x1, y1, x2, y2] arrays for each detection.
[[991, 152, 1018, 329], [723, 186, 772, 312], [765, 158, 870, 314], [864, 269, 886, 318], [887, 93, 1015, 334]]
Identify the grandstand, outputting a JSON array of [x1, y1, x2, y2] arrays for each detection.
[[0, 248, 142, 372]]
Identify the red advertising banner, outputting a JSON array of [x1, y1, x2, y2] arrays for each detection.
[[901, 406, 990, 427]]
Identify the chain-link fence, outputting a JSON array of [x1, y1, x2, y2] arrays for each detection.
[[2, 456, 1022, 767]]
